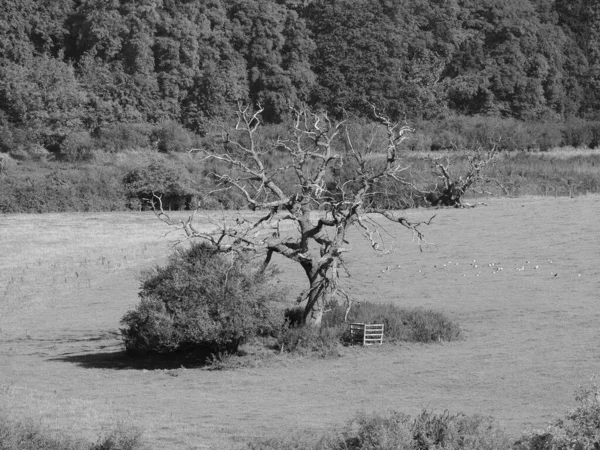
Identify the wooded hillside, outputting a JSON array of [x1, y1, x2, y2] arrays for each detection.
[[1, 0, 599, 156]]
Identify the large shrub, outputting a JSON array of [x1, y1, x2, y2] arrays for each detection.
[[120, 243, 283, 356]]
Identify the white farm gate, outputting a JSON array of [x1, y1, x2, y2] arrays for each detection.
[[350, 323, 384, 346]]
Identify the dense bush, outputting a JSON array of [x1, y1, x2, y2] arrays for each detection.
[[277, 302, 461, 357], [120, 243, 283, 356], [324, 301, 462, 343], [245, 409, 511, 450], [122, 161, 198, 211]]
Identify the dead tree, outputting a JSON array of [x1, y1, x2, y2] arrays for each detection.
[[154, 103, 434, 327], [424, 147, 500, 208]]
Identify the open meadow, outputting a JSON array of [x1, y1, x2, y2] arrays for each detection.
[[1, 196, 599, 449]]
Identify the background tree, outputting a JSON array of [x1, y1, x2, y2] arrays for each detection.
[[155, 103, 435, 327]]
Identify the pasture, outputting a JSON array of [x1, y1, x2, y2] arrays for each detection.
[[1, 196, 599, 449]]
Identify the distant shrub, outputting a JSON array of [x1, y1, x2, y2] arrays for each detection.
[[120, 243, 283, 356], [245, 409, 511, 450], [122, 162, 198, 210], [97, 123, 153, 152], [0, 168, 128, 213], [418, 116, 568, 152], [526, 122, 564, 152], [0, 125, 52, 161], [153, 121, 196, 153], [561, 119, 600, 149], [60, 131, 95, 162], [516, 377, 600, 450]]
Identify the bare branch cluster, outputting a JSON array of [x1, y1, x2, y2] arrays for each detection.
[[153, 103, 434, 326], [424, 146, 500, 208]]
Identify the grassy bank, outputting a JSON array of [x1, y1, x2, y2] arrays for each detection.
[[1, 147, 599, 213]]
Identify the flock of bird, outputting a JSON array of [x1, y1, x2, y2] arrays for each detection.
[[380, 258, 582, 279]]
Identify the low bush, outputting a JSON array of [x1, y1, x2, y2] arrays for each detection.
[[120, 243, 284, 356], [323, 301, 462, 343], [276, 302, 460, 358], [245, 409, 511, 450], [122, 161, 197, 211], [0, 413, 146, 450]]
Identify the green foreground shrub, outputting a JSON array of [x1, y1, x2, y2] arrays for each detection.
[[245, 409, 511, 450], [120, 243, 283, 356], [0, 414, 145, 450]]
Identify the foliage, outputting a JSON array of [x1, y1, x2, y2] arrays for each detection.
[[122, 161, 198, 210], [0, 412, 146, 450], [60, 131, 95, 162], [152, 121, 196, 153], [96, 123, 153, 153], [120, 242, 283, 356], [276, 301, 461, 356], [516, 377, 600, 450], [245, 409, 511, 450], [0, 55, 88, 150], [0, 166, 128, 213], [2, 142, 600, 214], [92, 421, 146, 450], [324, 302, 462, 343], [2, 0, 600, 140]]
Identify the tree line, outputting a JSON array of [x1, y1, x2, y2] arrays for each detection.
[[1, 0, 599, 155]]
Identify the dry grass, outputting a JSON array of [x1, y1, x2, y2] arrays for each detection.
[[1, 197, 599, 449]]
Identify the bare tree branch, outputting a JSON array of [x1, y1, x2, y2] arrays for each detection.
[[157, 103, 444, 327]]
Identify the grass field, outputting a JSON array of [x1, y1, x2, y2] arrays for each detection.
[[1, 196, 599, 449]]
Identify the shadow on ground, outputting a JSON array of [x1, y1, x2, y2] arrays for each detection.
[[51, 349, 214, 370]]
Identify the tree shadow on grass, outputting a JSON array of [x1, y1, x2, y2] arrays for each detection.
[[51, 348, 214, 370]]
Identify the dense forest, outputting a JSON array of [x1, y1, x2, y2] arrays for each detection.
[[2, 0, 600, 150], [2, 0, 600, 213]]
